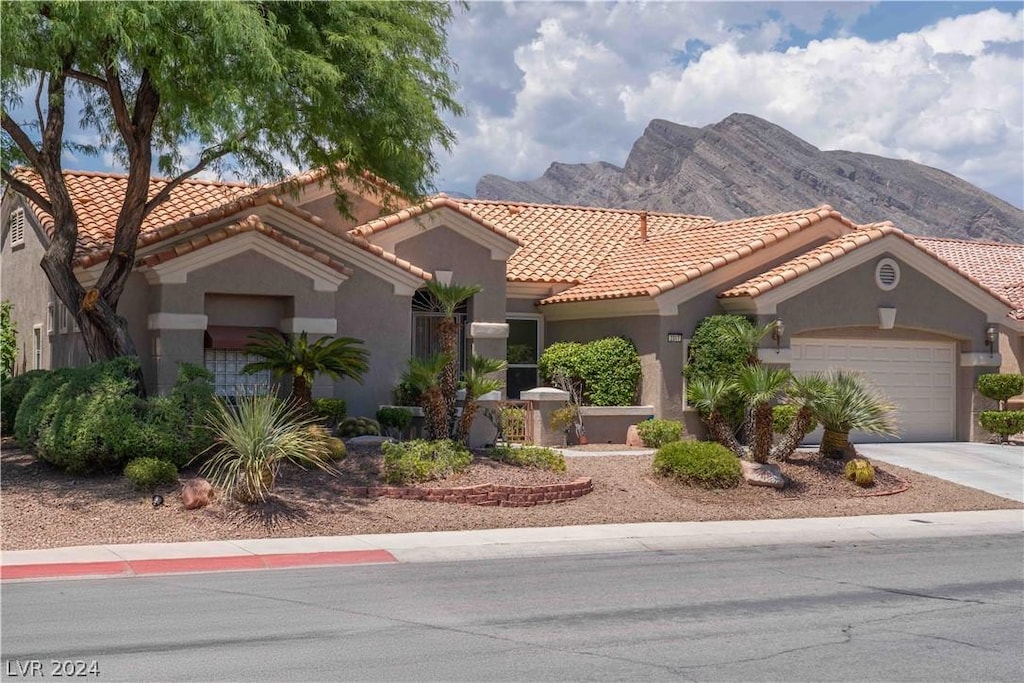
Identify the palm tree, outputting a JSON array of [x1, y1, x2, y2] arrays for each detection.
[[456, 355, 507, 443], [401, 353, 450, 440], [687, 376, 742, 455], [734, 365, 791, 463], [242, 331, 369, 411], [726, 317, 778, 366], [424, 280, 482, 435], [812, 370, 899, 457], [770, 373, 829, 461]]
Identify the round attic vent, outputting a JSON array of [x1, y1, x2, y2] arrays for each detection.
[[875, 258, 900, 291]]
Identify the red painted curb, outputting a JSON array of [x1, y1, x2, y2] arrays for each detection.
[[0, 549, 398, 581]]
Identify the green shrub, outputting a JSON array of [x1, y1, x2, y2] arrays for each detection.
[[844, 458, 875, 487], [381, 439, 472, 485], [772, 404, 818, 436], [1, 369, 49, 434], [539, 337, 641, 406], [979, 410, 1024, 438], [489, 445, 566, 472], [376, 406, 413, 437], [977, 374, 1024, 405], [636, 418, 683, 448], [652, 440, 742, 489], [338, 416, 380, 438], [684, 315, 754, 430], [392, 380, 422, 407], [325, 436, 347, 461], [124, 457, 179, 490], [313, 398, 347, 428]]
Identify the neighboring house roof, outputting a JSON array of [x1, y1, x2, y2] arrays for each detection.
[[455, 199, 715, 284], [915, 238, 1024, 320], [350, 194, 523, 248]]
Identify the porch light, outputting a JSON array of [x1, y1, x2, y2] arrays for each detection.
[[984, 324, 998, 356], [771, 319, 784, 353]]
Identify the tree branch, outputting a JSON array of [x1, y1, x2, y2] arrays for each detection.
[[66, 69, 107, 88], [102, 59, 134, 148], [34, 73, 46, 135], [143, 143, 238, 216], [0, 169, 52, 215], [1, 112, 43, 167]]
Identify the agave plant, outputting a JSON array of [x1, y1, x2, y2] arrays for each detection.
[[242, 331, 369, 411], [455, 354, 507, 443], [199, 391, 334, 504], [811, 370, 899, 457]]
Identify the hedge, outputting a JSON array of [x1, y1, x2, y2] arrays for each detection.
[[539, 337, 641, 406], [1, 369, 49, 434]]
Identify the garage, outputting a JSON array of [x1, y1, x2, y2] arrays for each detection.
[[790, 338, 956, 442]]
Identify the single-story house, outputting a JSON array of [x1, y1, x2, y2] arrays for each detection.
[[3, 168, 1022, 442]]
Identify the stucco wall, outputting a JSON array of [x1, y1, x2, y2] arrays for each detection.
[[2, 195, 53, 375]]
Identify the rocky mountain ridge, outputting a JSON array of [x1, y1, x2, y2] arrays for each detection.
[[476, 114, 1022, 243]]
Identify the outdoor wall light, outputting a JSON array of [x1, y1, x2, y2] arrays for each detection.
[[984, 324, 998, 356], [772, 318, 785, 352]]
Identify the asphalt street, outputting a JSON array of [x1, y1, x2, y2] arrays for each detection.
[[2, 533, 1022, 682]]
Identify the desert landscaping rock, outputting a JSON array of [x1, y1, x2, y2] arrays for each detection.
[[1, 440, 1019, 551], [345, 435, 396, 446], [741, 461, 786, 489], [626, 425, 645, 448], [180, 478, 213, 510]]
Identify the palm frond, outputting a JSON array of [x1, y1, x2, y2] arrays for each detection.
[[424, 280, 482, 316]]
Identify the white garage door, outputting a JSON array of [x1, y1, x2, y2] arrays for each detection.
[[790, 338, 956, 442]]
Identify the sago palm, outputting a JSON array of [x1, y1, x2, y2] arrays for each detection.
[[456, 355, 507, 443], [243, 331, 369, 411], [424, 280, 482, 435], [734, 365, 791, 463], [812, 370, 899, 456], [401, 353, 450, 440]]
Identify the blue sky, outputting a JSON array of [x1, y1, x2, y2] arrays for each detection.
[[27, 1, 1024, 209], [437, 1, 1024, 207]]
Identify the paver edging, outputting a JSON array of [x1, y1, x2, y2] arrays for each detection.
[[339, 478, 593, 507]]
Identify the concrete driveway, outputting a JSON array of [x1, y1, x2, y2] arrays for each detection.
[[856, 442, 1024, 502]]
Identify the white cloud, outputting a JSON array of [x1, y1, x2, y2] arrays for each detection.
[[438, 4, 1023, 208]]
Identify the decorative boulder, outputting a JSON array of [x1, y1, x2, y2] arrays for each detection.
[[626, 425, 645, 448], [740, 461, 785, 489], [181, 478, 214, 510]]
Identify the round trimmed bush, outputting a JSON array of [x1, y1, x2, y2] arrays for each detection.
[[652, 441, 742, 489], [539, 337, 641, 406], [636, 418, 683, 448], [977, 374, 1024, 404], [979, 410, 1024, 439], [312, 398, 347, 428], [844, 458, 875, 487], [772, 404, 818, 435], [381, 439, 471, 484], [376, 406, 413, 436], [489, 444, 566, 472], [124, 457, 179, 490], [1, 369, 49, 435]]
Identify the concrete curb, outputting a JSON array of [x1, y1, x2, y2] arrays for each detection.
[[2, 509, 1021, 583]]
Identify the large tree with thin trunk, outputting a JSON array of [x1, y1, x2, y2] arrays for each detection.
[[1, 1, 462, 391]]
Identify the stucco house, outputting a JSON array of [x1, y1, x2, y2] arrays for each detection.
[[3, 168, 1022, 442]]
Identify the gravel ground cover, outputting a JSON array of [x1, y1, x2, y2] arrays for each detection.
[[1, 439, 1018, 551]]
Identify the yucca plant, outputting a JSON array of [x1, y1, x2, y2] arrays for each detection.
[[242, 331, 369, 412], [455, 354, 507, 443], [812, 370, 899, 457], [199, 392, 335, 504]]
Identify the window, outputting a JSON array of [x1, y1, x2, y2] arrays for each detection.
[[203, 349, 272, 397], [46, 303, 54, 335], [411, 288, 468, 373], [506, 316, 541, 399], [8, 208, 25, 247], [32, 324, 42, 370], [58, 304, 69, 333]]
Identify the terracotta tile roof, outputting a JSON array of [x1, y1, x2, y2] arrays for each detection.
[[139, 214, 352, 276], [537, 206, 849, 304], [720, 223, 902, 299], [349, 194, 523, 247], [916, 238, 1024, 319], [455, 199, 715, 284], [720, 229, 1022, 318], [11, 168, 252, 255]]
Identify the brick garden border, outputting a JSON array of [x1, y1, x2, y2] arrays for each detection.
[[339, 478, 593, 507]]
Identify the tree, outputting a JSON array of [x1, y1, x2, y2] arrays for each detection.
[[1, 1, 462, 389], [455, 354, 506, 443], [242, 331, 369, 412], [813, 370, 898, 457], [400, 353, 449, 441], [423, 280, 482, 436], [1, 300, 16, 381]]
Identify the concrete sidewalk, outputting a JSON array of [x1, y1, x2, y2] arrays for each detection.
[[2, 509, 1020, 582]]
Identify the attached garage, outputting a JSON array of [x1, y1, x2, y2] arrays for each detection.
[[790, 338, 956, 442]]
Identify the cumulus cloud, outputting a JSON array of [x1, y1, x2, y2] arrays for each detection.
[[437, 4, 1023, 208]]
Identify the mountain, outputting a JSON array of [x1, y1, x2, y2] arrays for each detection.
[[476, 114, 1023, 243]]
